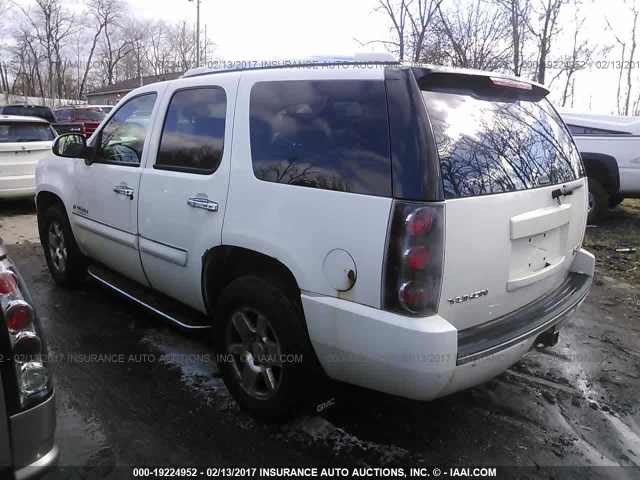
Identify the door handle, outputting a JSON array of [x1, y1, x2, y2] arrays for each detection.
[[187, 197, 218, 212], [113, 185, 134, 199]]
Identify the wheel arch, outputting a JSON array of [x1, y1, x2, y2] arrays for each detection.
[[35, 191, 66, 244], [580, 152, 620, 194], [201, 245, 302, 320]]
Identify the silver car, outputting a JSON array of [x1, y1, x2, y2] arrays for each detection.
[[0, 238, 57, 479]]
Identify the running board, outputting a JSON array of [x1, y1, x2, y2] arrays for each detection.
[[87, 263, 211, 330]]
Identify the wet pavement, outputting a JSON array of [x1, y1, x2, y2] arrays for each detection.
[[1, 198, 639, 479]]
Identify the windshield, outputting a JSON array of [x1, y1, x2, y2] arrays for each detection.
[[422, 90, 584, 199], [74, 109, 106, 121], [0, 122, 56, 142]]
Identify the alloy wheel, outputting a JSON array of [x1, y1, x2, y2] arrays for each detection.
[[225, 306, 283, 399]]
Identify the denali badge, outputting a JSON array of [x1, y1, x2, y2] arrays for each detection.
[[448, 289, 489, 305]]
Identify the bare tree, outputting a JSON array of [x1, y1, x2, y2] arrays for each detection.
[[168, 20, 197, 71], [436, 0, 512, 71], [495, 0, 531, 76], [369, 0, 443, 62], [527, 0, 568, 85], [605, 0, 639, 115], [15, 0, 80, 100], [554, 3, 600, 106]]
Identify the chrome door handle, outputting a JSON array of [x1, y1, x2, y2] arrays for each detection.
[[187, 197, 218, 212], [113, 185, 134, 199]]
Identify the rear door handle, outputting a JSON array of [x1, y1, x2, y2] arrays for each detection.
[[187, 197, 218, 212], [113, 185, 134, 199]]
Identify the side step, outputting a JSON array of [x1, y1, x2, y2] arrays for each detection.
[[87, 263, 211, 330]]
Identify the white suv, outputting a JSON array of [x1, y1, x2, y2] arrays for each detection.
[[35, 55, 595, 422], [0, 115, 57, 199]]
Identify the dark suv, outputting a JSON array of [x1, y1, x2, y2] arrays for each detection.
[[0, 239, 57, 479], [0, 106, 55, 124]]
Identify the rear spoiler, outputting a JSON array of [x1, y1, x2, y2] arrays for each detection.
[[411, 68, 549, 102]]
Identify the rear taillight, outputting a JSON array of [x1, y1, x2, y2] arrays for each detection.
[[0, 271, 18, 295], [81, 124, 87, 136], [0, 267, 49, 407], [5, 300, 33, 333], [383, 202, 444, 315]]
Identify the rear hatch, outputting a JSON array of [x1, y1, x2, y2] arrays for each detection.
[[0, 121, 55, 178], [419, 73, 587, 330]]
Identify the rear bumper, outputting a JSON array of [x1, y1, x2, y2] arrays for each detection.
[[0, 175, 36, 199], [11, 392, 58, 480], [303, 249, 594, 400]]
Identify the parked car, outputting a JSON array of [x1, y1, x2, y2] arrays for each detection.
[[0, 115, 57, 199], [0, 105, 55, 124], [559, 109, 640, 223], [90, 105, 115, 115], [0, 238, 58, 478], [53, 106, 106, 137], [35, 55, 594, 422], [0, 104, 87, 138]]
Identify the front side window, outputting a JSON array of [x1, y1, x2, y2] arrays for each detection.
[[156, 87, 227, 174], [250, 80, 392, 196], [96, 93, 157, 166]]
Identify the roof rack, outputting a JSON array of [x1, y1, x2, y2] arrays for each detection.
[[182, 52, 399, 78]]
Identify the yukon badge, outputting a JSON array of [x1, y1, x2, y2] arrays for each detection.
[[448, 289, 489, 305]]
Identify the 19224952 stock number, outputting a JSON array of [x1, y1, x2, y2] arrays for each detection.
[[132, 467, 259, 477]]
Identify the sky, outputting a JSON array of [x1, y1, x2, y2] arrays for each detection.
[[124, 0, 634, 115], [129, 0, 387, 60]]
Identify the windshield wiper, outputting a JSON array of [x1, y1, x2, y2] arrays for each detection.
[[551, 183, 583, 200]]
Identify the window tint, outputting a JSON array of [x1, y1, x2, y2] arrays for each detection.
[[0, 122, 55, 142], [250, 80, 391, 196], [55, 109, 72, 122], [4, 106, 55, 123], [156, 87, 226, 173], [566, 123, 629, 135], [97, 93, 157, 166], [423, 90, 584, 199], [74, 108, 106, 122]]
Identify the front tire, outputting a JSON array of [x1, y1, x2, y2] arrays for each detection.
[[40, 204, 87, 287], [213, 275, 311, 423], [587, 177, 608, 224]]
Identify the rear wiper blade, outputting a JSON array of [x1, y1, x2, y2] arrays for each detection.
[[551, 183, 583, 200]]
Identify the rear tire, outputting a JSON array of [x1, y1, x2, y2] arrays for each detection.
[[213, 275, 312, 423], [587, 177, 608, 224], [40, 204, 88, 287]]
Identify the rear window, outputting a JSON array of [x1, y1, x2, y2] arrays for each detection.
[[422, 87, 584, 199], [250, 80, 391, 197], [74, 109, 106, 122], [0, 122, 55, 142], [3, 106, 55, 123]]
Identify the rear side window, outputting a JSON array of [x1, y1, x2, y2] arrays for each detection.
[[567, 124, 629, 135], [55, 109, 72, 122], [423, 88, 584, 199], [250, 80, 391, 196], [74, 109, 106, 122], [0, 122, 55, 142], [156, 87, 226, 174]]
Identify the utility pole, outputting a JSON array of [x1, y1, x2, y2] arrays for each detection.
[[188, 0, 201, 68]]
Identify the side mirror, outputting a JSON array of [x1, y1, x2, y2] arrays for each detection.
[[52, 133, 87, 159]]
